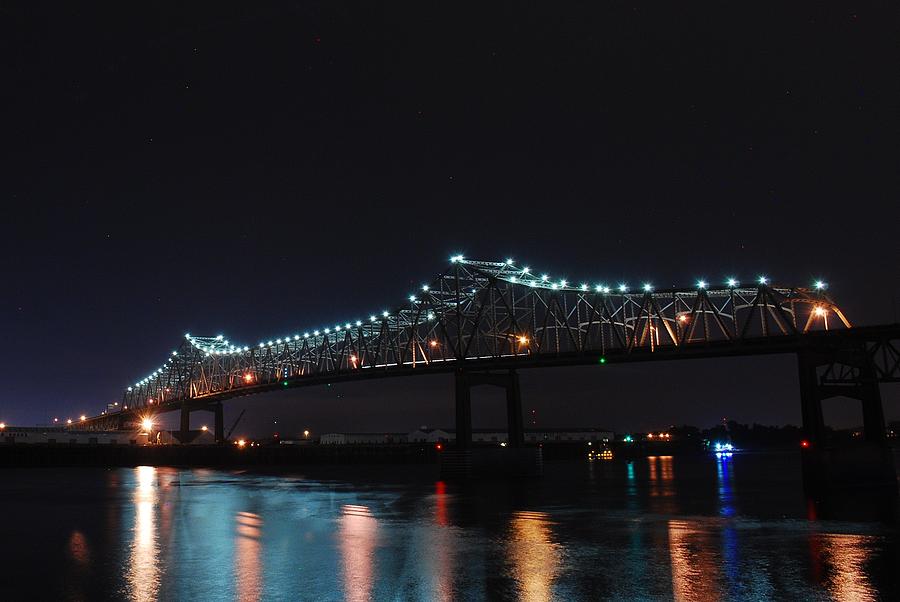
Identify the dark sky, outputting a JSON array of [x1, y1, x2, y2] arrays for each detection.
[[2, 3, 897, 436]]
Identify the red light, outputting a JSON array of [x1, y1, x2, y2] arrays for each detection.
[[800, 439, 810, 448], [435, 443, 442, 451]]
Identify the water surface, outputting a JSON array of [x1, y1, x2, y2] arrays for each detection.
[[0, 451, 897, 600]]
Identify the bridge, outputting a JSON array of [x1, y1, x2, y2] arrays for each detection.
[[77, 257, 899, 486]]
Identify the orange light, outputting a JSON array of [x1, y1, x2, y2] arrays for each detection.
[[0, 423, 5, 430], [80, 415, 86, 422], [201, 425, 208, 431], [141, 418, 153, 432], [648, 433, 654, 438], [148, 399, 154, 404], [814, 306, 826, 317], [518, 335, 529, 345], [243, 373, 254, 383], [677, 314, 688, 323], [237, 439, 246, 448], [429, 340, 438, 348]]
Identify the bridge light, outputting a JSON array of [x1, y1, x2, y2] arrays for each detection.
[[127, 387, 132, 391], [276, 338, 282, 344], [595, 284, 603, 292], [141, 418, 153, 432], [517, 335, 529, 345], [642, 283, 653, 292], [345, 323, 351, 329], [324, 328, 330, 334], [580, 283, 588, 291], [430, 340, 438, 347], [334, 325, 341, 331], [506, 258, 514, 265], [551, 283, 558, 290], [243, 346, 249, 351], [370, 315, 377, 322], [618, 283, 628, 293], [758, 276, 768, 285], [216, 335, 223, 340], [814, 280, 826, 290], [727, 278, 738, 288], [427, 312, 435, 320], [67, 419, 72, 425], [603, 286, 611, 294], [560, 280, 567, 287], [814, 306, 827, 317], [243, 373, 254, 383], [422, 285, 429, 291], [678, 314, 688, 323], [355, 320, 362, 327], [0, 423, 5, 430], [237, 439, 247, 448], [303, 333, 309, 338], [80, 415, 86, 422], [294, 335, 300, 340], [201, 426, 208, 432], [522, 267, 530, 274], [510, 276, 517, 283], [382, 311, 389, 318], [267, 341, 273, 346], [541, 274, 549, 281], [313, 331, 320, 336], [697, 280, 707, 289]]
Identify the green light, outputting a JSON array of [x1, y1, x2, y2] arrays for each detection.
[[282, 381, 289, 386], [623, 435, 633, 443], [599, 357, 607, 364]]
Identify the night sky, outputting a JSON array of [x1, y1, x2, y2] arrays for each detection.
[[3, 4, 897, 436]]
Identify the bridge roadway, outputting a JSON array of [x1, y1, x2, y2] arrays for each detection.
[[73, 258, 898, 489]]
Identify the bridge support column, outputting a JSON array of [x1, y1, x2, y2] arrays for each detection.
[[797, 349, 896, 497], [505, 371, 524, 448], [214, 402, 224, 444], [180, 404, 191, 444], [454, 370, 472, 450]]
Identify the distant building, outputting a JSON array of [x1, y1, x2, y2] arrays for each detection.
[[0, 426, 148, 445], [319, 432, 407, 445]]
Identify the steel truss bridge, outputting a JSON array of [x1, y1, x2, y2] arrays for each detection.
[[79, 257, 899, 463]]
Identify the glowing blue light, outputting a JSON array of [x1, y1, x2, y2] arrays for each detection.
[[313, 331, 319, 336], [603, 286, 611, 294], [303, 333, 309, 338], [814, 280, 826, 290], [409, 295, 416, 302], [522, 267, 530, 274], [560, 280, 568, 287], [697, 280, 707, 289], [450, 254, 464, 263], [580, 283, 588, 291], [294, 335, 300, 340], [345, 323, 351, 329], [758, 276, 768, 285], [727, 278, 738, 288], [355, 320, 362, 327], [324, 328, 330, 334], [259, 343, 265, 348], [619, 283, 628, 293], [551, 283, 559, 290], [267, 340, 273, 346], [642, 283, 653, 292], [541, 274, 549, 281], [510, 276, 517, 283], [505, 258, 514, 265], [369, 315, 376, 322], [422, 285, 429, 291], [382, 311, 389, 317]]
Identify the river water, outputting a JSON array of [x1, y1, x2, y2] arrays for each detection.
[[0, 451, 897, 601]]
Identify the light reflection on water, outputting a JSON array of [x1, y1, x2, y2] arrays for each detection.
[[10, 453, 896, 600]]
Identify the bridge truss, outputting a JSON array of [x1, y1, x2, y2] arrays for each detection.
[[81, 257, 851, 428]]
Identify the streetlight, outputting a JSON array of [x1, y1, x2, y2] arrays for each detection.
[[141, 418, 153, 433], [303, 429, 310, 439]]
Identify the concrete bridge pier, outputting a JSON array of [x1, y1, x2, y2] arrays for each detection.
[[178, 402, 225, 443], [444, 368, 539, 479], [797, 349, 896, 496], [453, 368, 523, 448], [214, 402, 224, 443]]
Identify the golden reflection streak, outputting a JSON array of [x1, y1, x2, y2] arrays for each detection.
[[126, 466, 161, 602], [815, 533, 876, 601], [668, 520, 720, 602], [235, 511, 263, 601], [339, 504, 378, 602], [507, 511, 561, 602]]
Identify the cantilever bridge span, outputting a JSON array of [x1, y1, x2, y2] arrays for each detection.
[[78, 258, 898, 461]]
